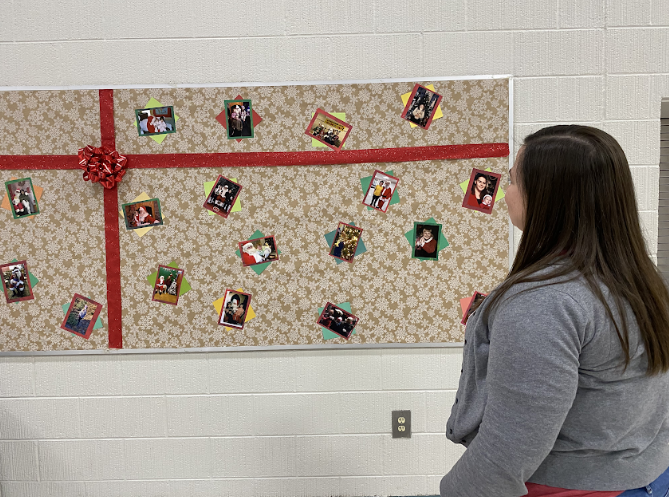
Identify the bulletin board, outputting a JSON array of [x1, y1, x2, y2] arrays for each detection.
[[0, 77, 510, 353]]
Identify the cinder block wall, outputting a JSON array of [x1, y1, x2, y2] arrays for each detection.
[[0, 2, 666, 496]]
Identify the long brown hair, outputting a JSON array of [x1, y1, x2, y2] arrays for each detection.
[[485, 125, 669, 375]]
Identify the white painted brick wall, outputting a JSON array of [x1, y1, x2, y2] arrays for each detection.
[[1, 1, 667, 496]]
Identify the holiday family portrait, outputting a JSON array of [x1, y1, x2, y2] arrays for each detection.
[[219, 289, 252, 330], [122, 198, 163, 230], [305, 109, 352, 151], [317, 302, 359, 340], [203, 175, 242, 218], [5, 178, 39, 219], [362, 170, 399, 213], [152, 265, 185, 305], [239, 236, 278, 266], [0, 261, 34, 303], [329, 222, 363, 263], [401, 83, 442, 130], [61, 294, 102, 339], [225, 99, 254, 139], [135, 106, 176, 137], [413, 222, 441, 260], [462, 168, 502, 214]]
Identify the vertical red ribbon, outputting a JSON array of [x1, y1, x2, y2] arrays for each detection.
[[99, 89, 123, 349]]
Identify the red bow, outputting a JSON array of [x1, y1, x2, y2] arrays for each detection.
[[77, 145, 128, 190]]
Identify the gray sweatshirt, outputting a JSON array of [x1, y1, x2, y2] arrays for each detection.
[[441, 273, 669, 496]]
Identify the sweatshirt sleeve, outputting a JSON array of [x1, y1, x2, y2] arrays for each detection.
[[440, 288, 586, 497]]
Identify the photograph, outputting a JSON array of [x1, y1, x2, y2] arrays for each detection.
[[305, 108, 352, 151], [462, 168, 502, 214], [329, 222, 363, 263], [400, 84, 443, 130], [121, 198, 163, 230], [135, 106, 176, 137], [362, 170, 399, 213], [461, 291, 488, 325], [152, 265, 185, 305], [317, 302, 359, 340], [61, 294, 102, 339], [413, 222, 441, 260], [224, 99, 254, 139], [239, 236, 279, 267], [1, 260, 34, 304], [218, 289, 252, 330], [5, 178, 39, 219], [203, 175, 242, 218]]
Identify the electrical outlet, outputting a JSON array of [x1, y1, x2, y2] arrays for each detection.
[[392, 410, 411, 438]]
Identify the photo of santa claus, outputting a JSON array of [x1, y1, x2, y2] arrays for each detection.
[[203, 175, 242, 218], [4, 178, 39, 219], [135, 106, 176, 137], [121, 198, 163, 230], [239, 236, 278, 267], [1, 261, 34, 303], [152, 265, 184, 305]]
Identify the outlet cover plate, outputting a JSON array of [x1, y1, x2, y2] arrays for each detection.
[[392, 410, 411, 438]]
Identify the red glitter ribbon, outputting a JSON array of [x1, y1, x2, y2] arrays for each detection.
[[77, 145, 128, 190], [0, 88, 510, 351]]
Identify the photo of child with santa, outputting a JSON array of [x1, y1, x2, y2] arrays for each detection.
[[5, 178, 39, 219], [0, 261, 34, 303], [135, 106, 176, 136], [239, 236, 278, 266], [203, 175, 242, 218]]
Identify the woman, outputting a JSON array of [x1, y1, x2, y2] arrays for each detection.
[[441, 126, 669, 496], [467, 173, 490, 208]]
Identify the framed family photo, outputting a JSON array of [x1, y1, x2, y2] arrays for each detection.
[[152, 265, 185, 305], [121, 198, 163, 230], [401, 84, 442, 130], [61, 294, 102, 339], [239, 236, 279, 267], [317, 302, 359, 340], [462, 169, 502, 214], [218, 289, 252, 330], [224, 99, 254, 139], [413, 222, 441, 260], [1, 260, 34, 304], [362, 170, 399, 213], [135, 106, 176, 137], [5, 178, 39, 219], [203, 175, 242, 218], [329, 222, 363, 263], [305, 109, 352, 151]]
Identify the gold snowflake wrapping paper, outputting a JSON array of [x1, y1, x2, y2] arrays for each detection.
[[0, 79, 509, 351]]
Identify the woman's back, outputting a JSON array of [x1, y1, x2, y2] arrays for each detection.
[[444, 271, 669, 494]]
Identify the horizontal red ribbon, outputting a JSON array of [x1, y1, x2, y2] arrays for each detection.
[[0, 143, 509, 171]]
